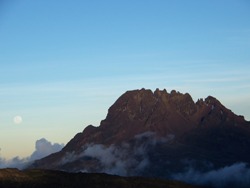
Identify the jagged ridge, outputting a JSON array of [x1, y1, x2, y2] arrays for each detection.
[[30, 88, 250, 182], [62, 88, 248, 151]]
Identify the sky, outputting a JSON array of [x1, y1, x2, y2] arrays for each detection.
[[0, 0, 250, 160]]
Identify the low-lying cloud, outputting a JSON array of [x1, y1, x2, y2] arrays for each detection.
[[0, 138, 64, 169], [58, 131, 250, 187], [172, 162, 250, 188], [60, 131, 171, 176], [82, 143, 149, 176], [1, 132, 250, 187]]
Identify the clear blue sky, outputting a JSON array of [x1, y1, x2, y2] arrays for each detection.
[[0, 0, 250, 159]]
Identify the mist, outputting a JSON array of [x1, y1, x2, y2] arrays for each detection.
[[58, 131, 250, 187], [59, 131, 170, 176], [1, 133, 250, 187], [172, 162, 250, 188]]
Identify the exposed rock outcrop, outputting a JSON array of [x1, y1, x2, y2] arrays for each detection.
[[30, 88, 250, 186]]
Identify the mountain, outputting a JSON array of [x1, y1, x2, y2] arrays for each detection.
[[30, 89, 250, 187], [0, 168, 200, 188]]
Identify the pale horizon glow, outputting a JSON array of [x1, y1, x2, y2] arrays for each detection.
[[0, 0, 250, 160]]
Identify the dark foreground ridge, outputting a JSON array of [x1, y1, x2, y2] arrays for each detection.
[[0, 168, 200, 188]]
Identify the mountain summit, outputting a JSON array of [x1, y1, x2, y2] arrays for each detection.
[[30, 89, 250, 187]]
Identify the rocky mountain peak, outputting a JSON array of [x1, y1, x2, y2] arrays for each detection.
[[30, 88, 250, 181], [69, 88, 247, 148], [105, 88, 199, 126]]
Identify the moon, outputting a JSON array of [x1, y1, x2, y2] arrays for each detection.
[[13, 116, 23, 124]]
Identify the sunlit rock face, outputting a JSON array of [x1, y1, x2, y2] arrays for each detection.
[[30, 89, 250, 187]]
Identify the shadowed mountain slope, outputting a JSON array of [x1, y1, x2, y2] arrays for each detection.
[[30, 89, 250, 187]]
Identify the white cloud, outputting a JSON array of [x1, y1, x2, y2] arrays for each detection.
[[0, 138, 64, 169], [59, 132, 172, 176], [172, 163, 250, 188], [30, 138, 64, 161]]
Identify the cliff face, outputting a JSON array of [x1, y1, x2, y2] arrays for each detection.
[[63, 88, 248, 150], [30, 89, 250, 185]]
